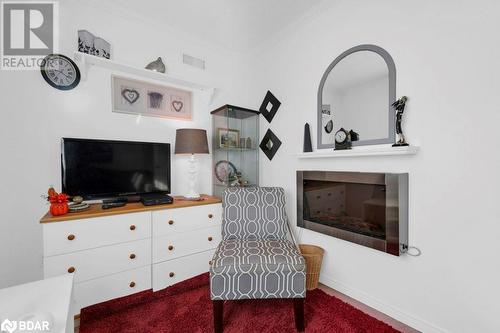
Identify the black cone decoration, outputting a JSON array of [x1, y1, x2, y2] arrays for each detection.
[[303, 123, 312, 152]]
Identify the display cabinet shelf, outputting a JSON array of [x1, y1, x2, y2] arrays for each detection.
[[215, 147, 257, 151], [214, 183, 257, 187]]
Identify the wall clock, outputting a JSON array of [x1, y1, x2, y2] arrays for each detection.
[[40, 54, 81, 90]]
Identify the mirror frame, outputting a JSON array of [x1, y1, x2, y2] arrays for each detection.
[[317, 44, 396, 149]]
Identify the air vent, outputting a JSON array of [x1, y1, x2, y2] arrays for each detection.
[[183, 54, 205, 70]]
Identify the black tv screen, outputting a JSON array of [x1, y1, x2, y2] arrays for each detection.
[[61, 138, 171, 199]]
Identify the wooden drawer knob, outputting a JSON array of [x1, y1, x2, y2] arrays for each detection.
[[208, 236, 213, 241], [129, 225, 136, 231], [208, 214, 213, 219], [129, 253, 136, 259], [67, 234, 75, 241], [168, 220, 174, 225], [168, 245, 174, 251], [169, 272, 175, 278], [129, 281, 136, 288], [68, 267, 75, 273]]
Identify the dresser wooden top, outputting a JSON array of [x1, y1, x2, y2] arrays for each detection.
[[40, 195, 222, 223]]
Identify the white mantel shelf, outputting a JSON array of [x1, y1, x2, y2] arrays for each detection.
[[297, 145, 419, 159], [73, 52, 215, 96]]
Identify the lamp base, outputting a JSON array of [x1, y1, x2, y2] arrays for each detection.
[[180, 195, 204, 201], [184, 154, 201, 201]]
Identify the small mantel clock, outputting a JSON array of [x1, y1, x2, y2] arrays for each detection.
[[334, 128, 359, 150]]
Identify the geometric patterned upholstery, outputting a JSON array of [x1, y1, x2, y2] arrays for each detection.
[[210, 187, 306, 301], [222, 187, 288, 240], [210, 239, 306, 300]]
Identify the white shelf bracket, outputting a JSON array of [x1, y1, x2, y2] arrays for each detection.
[[74, 52, 89, 81]]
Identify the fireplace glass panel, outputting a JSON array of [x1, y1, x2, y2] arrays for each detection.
[[303, 180, 386, 239]]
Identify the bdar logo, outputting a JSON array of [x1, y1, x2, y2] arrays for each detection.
[[0, 319, 17, 333]]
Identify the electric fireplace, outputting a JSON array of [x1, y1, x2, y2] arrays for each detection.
[[297, 171, 408, 256]]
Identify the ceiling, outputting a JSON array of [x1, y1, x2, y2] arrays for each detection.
[[104, 0, 326, 52]]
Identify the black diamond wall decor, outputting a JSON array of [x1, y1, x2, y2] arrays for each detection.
[[259, 90, 281, 123], [260, 129, 282, 161]]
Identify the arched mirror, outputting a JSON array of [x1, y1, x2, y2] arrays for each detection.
[[317, 45, 396, 148]]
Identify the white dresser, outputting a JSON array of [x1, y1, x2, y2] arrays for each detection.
[[40, 196, 222, 315]]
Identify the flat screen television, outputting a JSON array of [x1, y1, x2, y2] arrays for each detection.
[[61, 138, 171, 200]]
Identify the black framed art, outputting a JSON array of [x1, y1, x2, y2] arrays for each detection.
[[259, 90, 281, 123], [259, 129, 282, 160]]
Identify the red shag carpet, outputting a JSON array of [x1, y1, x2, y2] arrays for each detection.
[[80, 273, 400, 333]]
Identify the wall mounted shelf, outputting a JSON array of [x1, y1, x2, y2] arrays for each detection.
[[73, 52, 215, 99], [297, 145, 419, 159]]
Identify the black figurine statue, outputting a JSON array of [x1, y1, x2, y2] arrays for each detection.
[[392, 96, 409, 147]]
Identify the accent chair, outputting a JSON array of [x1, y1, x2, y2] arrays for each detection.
[[209, 187, 306, 333]]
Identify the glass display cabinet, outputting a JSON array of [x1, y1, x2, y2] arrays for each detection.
[[211, 105, 260, 198]]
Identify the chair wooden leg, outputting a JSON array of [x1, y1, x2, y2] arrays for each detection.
[[213, 300, 224, 333], [293, 298, 305, 332]]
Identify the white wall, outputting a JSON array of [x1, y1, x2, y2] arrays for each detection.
[[2, 1, 500, 332], [247, 0, 500, 332], [0, 0, 249, 288]]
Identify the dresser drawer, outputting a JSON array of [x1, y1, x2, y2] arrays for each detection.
[[74, 266, 151, 312], [43, 212, 151, 256], [44, 239, 151, 283], [305, 185, 346, 215], [153, 204, 222, 236], [153, 225, 220, 263], [152, 250, 214, 291]]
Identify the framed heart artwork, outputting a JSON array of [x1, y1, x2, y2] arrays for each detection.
[[112, 75, 192, 120]]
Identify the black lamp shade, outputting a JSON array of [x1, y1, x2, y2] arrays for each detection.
[[174, 129, 209, 154]]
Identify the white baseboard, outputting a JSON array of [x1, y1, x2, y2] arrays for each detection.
[[319, 274, 446, 333]]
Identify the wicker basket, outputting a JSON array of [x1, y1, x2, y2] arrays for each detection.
[[299, 244, 324, 290]]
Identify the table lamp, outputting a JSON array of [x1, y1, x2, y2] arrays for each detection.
[[174, 129, 209, 199]]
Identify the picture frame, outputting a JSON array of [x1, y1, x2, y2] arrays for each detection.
[[217, 128, 240, 148], [259, 129, 282, 160], [111, 75, 192, 120], [259, 90, 281, 123]]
